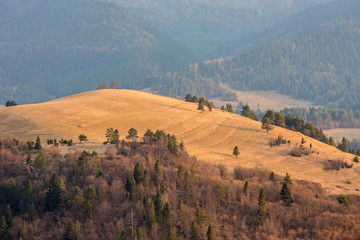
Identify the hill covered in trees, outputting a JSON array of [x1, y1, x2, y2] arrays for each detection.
[[1, 132, 360, 239], [0, 0, 195, 104], [114, 0, 330, 58]]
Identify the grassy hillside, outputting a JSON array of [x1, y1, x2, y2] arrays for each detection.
[[0, 0, 195, 104], [114, 0, 330, 58], [0, 89, 358, 194]]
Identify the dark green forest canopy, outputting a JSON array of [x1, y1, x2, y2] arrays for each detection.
[[0, 0, 195, 104]]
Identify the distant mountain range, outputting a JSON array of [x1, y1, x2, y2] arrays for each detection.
[[150, 0, 360, 108], [114, 0, 331, 58], [0, 0, 195, 104]]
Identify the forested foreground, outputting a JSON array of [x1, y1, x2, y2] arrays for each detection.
[[0, 134, 360, 240]]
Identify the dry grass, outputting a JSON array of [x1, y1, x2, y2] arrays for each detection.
[[0, 89, 358, 194]]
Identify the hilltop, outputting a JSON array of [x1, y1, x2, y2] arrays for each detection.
[[0, 0, 194, 104], [0, 89, 358, 194]]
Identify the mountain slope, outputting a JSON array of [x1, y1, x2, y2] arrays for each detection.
[[114, 0, 330, 58], [0, 89, 357, 194], [0, 0, 195, 104], [151, 0, 360, 108]]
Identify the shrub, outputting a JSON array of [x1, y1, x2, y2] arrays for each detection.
[[323, 160, 353, 171]]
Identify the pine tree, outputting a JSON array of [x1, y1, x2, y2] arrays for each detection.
[[154, 160, 163, 185], [207, 225, 214, 240], [21, 180, 33, 214], [262, 117, 274, 133], [161, 202, 171, 230], [179, 141, 185, 151], [20, 220, 28, 240], [338, 137, 348, 152], [112, 129, 120, 144], [85, 185, 97, 201], [168, 225, 177, 240], [4, 205, 12, 228], [197, 100, 205, 113], [133, 163, 144, 185], [153, 191, 163, 223], [284, 173, 292, 185], [72, 186, 85, 210], [190, 221, 200, 240], [78, 134, 88, 144], [84, 200, 92, 219], [126, 128, 139, 140], [280, 181, 294, 206], [34, 150, 46, 172], [125, 174, 137, 199], [34, 136, 41, 150], [105, 128, 114, 144], [329, 136, 336, 146], [274, 112, 285, 127], [226, 103, 234, 113], [243, 181, 250, 199], [269, 172, 275, 182], [160, 180, 167, 194], [0, 216, 10, 240], [63, 219, 78, 240], [256, 188, 266, 225], [145, 199, 156, 230], [233, 146, 239, 156], [143, 168, 150, 187], [45, 173, 66, 212]]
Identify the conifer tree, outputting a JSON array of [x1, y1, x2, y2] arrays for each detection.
[[125, 174, 137, 200], [197, 100, 205, 113], [256, 188, 266, 225], [168, 225, 177, 240], [243, 181, 250, 199], [0, 216, 10, 240], [45, 173, 66, 212], [274, 112, 285, 127], [179, 141, 185, 151], [233, 146, 239, 156], [190, 221, 200, 240], [63, 219, 78, 240], [161, 202, 171, 230], [154, 160, 163, 185], [329, 136, 336, 146], [34, 150, 46, 172], [72, 186, 85, 210], [112, 129, 120, 144], [133, 163, 144, 185], [105, 128, 114, 143], [262, 117, 274, 133], [207, 225, 214, 240], [280, 181, 294, 206], [85, 185, 97, 201], [21, 180, 33, 214], [78, 134, 88, 144], [126, 128, 139, 140], [34, 136, 41, 150], [226, 103, 234, 113], [84, 200, 92, 219], [284, 173, 292, 185], [160, 180, 167, 194], [20, 220, 28, 240], [143, 168, 150, 188], [269, 172, 275, 182], [4, 205, 12, 228], [145, 199, 156, 230], [153, 191, 163, 222]]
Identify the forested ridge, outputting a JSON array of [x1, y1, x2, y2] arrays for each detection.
[[114, 0, 330, 58], [1, 131, 360, 240], [0, 0, 195, 104], [151, 21, 360, 108]]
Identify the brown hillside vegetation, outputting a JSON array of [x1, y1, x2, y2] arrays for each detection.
[[0, 89, 358, 194]]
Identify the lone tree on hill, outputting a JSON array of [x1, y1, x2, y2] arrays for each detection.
[[262, 117, 274, 133], [197, 99, 205, 113], [226, 103, 234, 113], [233, 146, 239, 156], [78, 134, 88, 144]]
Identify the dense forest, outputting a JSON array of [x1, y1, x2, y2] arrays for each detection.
[[1, 130, 360, 240], [152, 20, 360, 108], [114, 0, 330, 58], [280, 107, 360, 129], [0, 0, 195, 104]]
